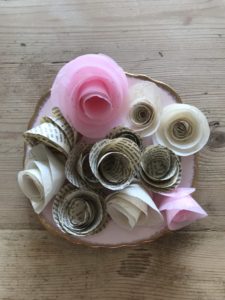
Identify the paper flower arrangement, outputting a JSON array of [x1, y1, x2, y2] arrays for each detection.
[[18, 54, 209, 246]]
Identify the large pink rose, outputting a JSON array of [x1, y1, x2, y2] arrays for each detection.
[[51, 54, 128, 138]]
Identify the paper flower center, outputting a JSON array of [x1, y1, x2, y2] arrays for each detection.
[[98, 152, 131, 184], [23, 174, 42, 200], [131, 102, 154, 126], [82, 94, 112, 119], [171, 120, 192, 141], [68, 198, 92, 225], [173, 210, 188, 223]]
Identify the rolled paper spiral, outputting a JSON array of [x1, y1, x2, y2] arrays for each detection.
[[106, 126, 143, 149], [52, 184, 106, 236], [127, 82, 162, 137], [65, 142, 101, 189], [140, 145, 182, 192], [41, 107, 76, 149], [170, 119, 193, 141], [24, 107, 76, 157], [89, 138, 141, 190]]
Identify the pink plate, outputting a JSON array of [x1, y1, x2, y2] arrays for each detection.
[[25, 73, 195, 248]]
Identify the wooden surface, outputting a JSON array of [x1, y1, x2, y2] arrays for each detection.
[[0, 0, 225, 299]]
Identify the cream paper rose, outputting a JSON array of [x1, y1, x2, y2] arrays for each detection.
[[18, 144, 65, 213], [154, 103, 210, 156], [127, 81, 162, 137], [106, 184, 164, 230]]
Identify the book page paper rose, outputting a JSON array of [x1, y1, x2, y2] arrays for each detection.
[[89, 138, 141, 190], [52, 184, 106, 236]]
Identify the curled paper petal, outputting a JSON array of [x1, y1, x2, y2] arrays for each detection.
[[158, 187, 196, 198], [18, 144, 65, 214], [52, 184, 106, 236], [51, 54, 128, 138], [41, 107, 77, 148], [89, 138, 141, 190], [106, 184, 164, 230], [65, 142, 101, 189], [154, 103, 210, 156], [155, 188, 208, 230], [140, 145, 181, 192], [106, 126, 143, 150], [127, 82, 162, 137], [24, 122, 71, 157]]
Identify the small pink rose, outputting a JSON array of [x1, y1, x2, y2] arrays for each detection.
[[51, 54, 128, 138], [154, 188, 207, 230]]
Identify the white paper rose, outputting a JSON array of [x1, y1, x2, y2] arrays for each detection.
[[18, 144, 65, 213], [106, 184, 164, 230], [154, 103, 210, 156], [127, 82, 162, 137]]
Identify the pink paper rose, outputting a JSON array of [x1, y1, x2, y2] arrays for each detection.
[[51, 54, 128, 138], [154, 188, 207, 230]]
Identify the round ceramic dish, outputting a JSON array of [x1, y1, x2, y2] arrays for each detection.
[[24, 73, 196, 248]]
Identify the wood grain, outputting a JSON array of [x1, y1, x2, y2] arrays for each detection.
[[0, 0, 225, 299], [0, 231, 225, 300]]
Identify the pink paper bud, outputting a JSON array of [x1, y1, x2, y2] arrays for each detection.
[[154, 188, 207, 230]]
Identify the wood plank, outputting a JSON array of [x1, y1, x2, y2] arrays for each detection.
[[0, 230, 224, 300], [0, 0, 225, 65], [0, 0, 225, 299]]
